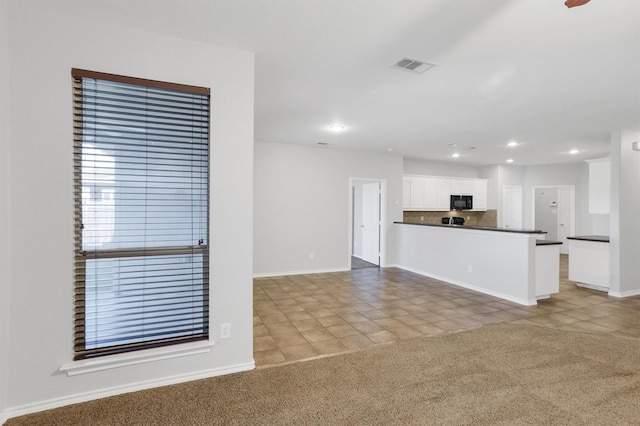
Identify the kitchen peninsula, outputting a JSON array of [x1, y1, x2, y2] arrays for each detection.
[[567, 235, 610, 292], [395, 222, 561, 306]]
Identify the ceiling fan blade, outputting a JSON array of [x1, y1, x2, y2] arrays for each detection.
[[565, 0, 591, 8]]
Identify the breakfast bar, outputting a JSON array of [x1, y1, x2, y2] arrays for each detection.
[[395, 222, 560, 306]]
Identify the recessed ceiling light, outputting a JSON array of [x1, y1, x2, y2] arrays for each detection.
[[507, 141, 518, 147], [452, 153, 460, 158], [506, 159, 514, 163], [569, 149, 579, 154], [329, 124, 345, 132]]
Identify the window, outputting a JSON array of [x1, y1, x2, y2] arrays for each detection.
[[72, 69, 210, 360]]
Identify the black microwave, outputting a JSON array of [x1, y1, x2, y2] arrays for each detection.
[[450, 195, 473, 210]]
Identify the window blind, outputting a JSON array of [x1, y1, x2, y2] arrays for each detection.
[[72, 69, 210, 360]]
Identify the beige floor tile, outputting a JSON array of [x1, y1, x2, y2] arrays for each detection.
[[366, 330, 399, 344], [350, 320, 384, 334], [254, 325, 270, 338], [373, 318, 407, 329], [307, 308, 335, 318], [254, 348, 286, 366], [300, 328, 336, 343], [327, 324, 361, 338], [361, 309, 390, 320], [310, 339, 348, 355], [265, 321, 299, 335], [272, 332, 308, 348], [338, 312, 370, 324], [292, 318, 323, 331], [410, 323, 446, 336], [389, 326, 423, 340], [253, 336, 278, 352], [280, 343, 319, 361], [317, 315, 348, 327], [285, 311, 314, 321], [339, 334, 376, 350], [253, 255, 640, 368], [260, 313, 290, 325]]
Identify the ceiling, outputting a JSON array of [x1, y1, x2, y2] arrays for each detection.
[[31, 0, 640, 166]]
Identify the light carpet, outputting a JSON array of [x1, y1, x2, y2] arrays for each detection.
[[7, 324, 640, 425]]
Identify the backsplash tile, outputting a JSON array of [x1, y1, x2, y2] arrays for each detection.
[[403, 209, 497, 227]]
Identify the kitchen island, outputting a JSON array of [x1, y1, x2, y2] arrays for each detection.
[[394, 222, 559, 306], [567, 235, 610, 292]]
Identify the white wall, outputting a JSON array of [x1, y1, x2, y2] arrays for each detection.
[[522, 163, 590, 236], [403, 158, 479, 178], [5, 2, 254, 417], [609, 130, 640, 296], [254, 142, 403, 276], [478, 165, 500, 209], [0, 0, 11, 421]]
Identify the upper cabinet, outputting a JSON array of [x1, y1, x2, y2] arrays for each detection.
[[450, 178, 473, 195], [403, 175, 487, 211], [587, 158, 610, 214], [472, 179, 487, 211], [402, 176, 411, 209]]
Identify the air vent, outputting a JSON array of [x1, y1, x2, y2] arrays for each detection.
[[393, 57, 436, 73]]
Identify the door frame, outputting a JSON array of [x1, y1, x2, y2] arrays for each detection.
[[532, 185, 575, 252], [348, 178, 386, 269]]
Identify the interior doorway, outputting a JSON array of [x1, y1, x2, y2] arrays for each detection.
[[349, 178, 385, 269], [533, 186, 575, 254], [502, 185, 523, 229]]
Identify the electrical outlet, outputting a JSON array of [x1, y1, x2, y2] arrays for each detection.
[[220, 323, 231, 339], [309, 252, 315, 260], [467, 265, 473, 273]]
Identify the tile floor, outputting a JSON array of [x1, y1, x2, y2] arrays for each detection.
[[253, 255, 640, 367]]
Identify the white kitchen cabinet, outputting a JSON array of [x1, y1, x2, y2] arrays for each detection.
[[450, 179, 473, 195], [472, 179, 487, 211], [402, 175, 487, 212], [410, 177, 426, 209], [435, 178, 451, 210], [586, 158, 610, 214], [402, 176, 411, 209], [423, 178, 438, 210]]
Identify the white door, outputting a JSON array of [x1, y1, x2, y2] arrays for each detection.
[[362, 182, 380, 265], [503, 186, 523, 229], [557, 188, 572, 254]]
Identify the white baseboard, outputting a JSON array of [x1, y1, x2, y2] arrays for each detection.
[[396, 265, 537, 306], [1, 409, 7, 426], [253, 267, 348, 278], [4, 361, 255, 422], [608, 289, 640, 298]]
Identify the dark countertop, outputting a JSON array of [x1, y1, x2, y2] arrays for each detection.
[[567, 235, 610, 243], [536, 240, 563, 246], [394, 222, 546, 235]]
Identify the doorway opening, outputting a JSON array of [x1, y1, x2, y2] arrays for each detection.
[[533, 186, 575, 254], [349, 178, 385, 270]]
